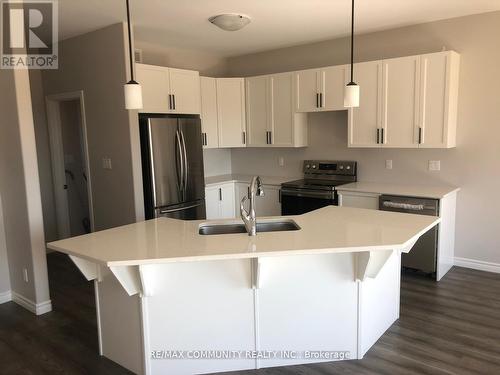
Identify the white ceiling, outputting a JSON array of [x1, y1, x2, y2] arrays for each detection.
[[59, 0, 500, 56]]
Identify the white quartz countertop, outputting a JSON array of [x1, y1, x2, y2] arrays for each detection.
[[337, 182, 460, 199], [205, 174, 298, 187], [47, 206, 440, 267]]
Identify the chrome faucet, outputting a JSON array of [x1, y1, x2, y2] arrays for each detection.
[[240, 176, 265, 236]]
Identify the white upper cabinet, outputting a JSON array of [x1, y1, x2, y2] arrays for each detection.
[[382, 55, 421, 148], [169, 68, 201, 114], [216, 78, 246, 148], [200, 77, 219, 148], [347, 61, 383, 147], [295, 66, 345, 112], [418, 51, 460, 148], [246, 76, 270, 147], [270, 73, 307, 147], [136, 64, 171, 113], [246, 73, 307, 148], [136, 63, 200, 114], [295, 69, 320, 112], [348, 51, 459, 149], [321, 65, 348, 111]]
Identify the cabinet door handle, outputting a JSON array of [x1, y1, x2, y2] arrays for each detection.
[[319, 93, 323, 108], [242, 131, 246, 145], [168, 94, 172, 110], [418, 127, 422, 144], [376, 129, 380, 144], [316, 93, 319, 108], [269, 131, 272, 144], [172, 94, 176, 110], [381, 128, 385, 144], [219, 188, 222, 201]]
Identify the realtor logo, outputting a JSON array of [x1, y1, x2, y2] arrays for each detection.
[[1, 0, 58, 69]]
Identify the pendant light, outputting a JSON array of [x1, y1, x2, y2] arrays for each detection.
[[344, 0, 360, 108], [124, 0, 143, 110]]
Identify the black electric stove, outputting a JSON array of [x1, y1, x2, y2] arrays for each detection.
[[281, 160, 357, 215]]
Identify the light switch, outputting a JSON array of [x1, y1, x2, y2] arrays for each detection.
[[385, 160, 393, 170], [428, 160, 441, 171], [278, 156, 285, 167]]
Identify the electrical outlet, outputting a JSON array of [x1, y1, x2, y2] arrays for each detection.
[[102, 157, 112, 170], [428, 160, 441, 171], [278, 156, 285, 167], [385, 160, 393, 170], [23, 268, 29, 283]]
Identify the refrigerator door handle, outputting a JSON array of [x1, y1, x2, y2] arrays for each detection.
[[159, 202, 203, 214], [175, 130, 184, 191], [180, 129, 188, 192]]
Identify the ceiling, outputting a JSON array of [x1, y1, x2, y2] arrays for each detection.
[[58, 0, 500, 56]]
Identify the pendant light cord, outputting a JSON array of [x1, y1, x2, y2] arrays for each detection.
[[126, 0, 135, 82], [350, 0, 355, 83]]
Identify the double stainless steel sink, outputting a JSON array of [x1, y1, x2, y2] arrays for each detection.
[[199, 219, 300, 236]]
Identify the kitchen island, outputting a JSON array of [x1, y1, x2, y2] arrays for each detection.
[[47, 206, 440, 375]]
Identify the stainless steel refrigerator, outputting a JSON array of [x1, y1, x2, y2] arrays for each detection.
[[139, 114, 206, 220]]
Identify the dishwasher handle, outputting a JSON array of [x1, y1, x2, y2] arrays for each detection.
[[379, 195, 439, 216], [382, 201, 425, 211]]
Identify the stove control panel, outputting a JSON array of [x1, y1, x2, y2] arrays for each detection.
[[303, 160, 357, 176]]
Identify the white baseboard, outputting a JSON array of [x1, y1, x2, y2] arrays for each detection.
[[454, 257, 500, 274], [0, 290, 12, 304], [11, 291, 52, 315]]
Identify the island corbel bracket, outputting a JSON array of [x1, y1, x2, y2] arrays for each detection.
[[109, 264, 156, 297], [401, 238, 418, 254], [355, 250, 394, 281], [69, 255, 106, 282]]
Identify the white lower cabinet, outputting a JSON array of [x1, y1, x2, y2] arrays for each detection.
[[205, 182, 236, 219], [235, 183, 281, 217], [338, 191, 380, 210]]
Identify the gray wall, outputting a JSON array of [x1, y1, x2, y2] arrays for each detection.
[[0, 196, 11, 296], [42, 23, 142, 230], [30, 69, 58, 242], [0, 68, 50, 305], [227, 11, 500, 265], [136, 41, 229, 77]]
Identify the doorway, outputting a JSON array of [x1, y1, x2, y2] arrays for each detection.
[[46, 91, 94, 239]]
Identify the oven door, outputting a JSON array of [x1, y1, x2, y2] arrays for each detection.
[[280, 188, 337, 216]]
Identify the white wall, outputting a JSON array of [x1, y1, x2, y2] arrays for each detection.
[[0, 67, 51, 311], [203, 149, 232, 177], [227, 11, 500, 266], [42, 23, 143, 230]]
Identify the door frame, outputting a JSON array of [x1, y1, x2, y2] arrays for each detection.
[[45, 90, 95, 238]]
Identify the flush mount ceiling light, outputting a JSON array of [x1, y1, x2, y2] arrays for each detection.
[[208, 14, 251, 31]]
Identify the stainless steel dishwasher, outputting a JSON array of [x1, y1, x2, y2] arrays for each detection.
[[379, 195, 439, 276]]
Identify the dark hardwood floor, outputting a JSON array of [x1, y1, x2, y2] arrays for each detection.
[[1, 253, 499, 375]]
